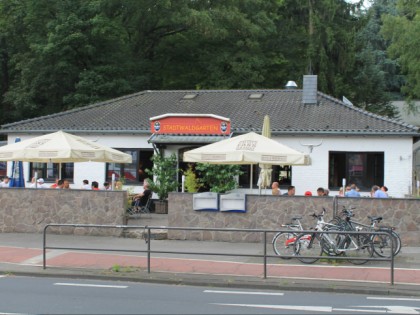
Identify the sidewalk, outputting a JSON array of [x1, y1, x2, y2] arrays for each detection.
[[0, 216, 419, 297]]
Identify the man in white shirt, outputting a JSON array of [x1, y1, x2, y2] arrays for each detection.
[[29, 177, 48, 188], [0, 176, 10, 188]]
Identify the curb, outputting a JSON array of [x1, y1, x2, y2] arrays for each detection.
[[1, 264, 420, 297]]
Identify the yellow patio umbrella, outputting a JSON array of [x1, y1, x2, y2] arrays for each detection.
[[258, 115, 273, 194]]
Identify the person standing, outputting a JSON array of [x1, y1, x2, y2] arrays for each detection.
[[102, 182, 111, 190]]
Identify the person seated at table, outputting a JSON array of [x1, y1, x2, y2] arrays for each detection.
[[29, 177, 48, 188], [0, 176, 10, 188], [91, 181, 100, 190], [271, 182, 281, 195], [132, 181, 152, 208], [283, 185, 295, 196], [63, 180, 71, 189], [56, 179, 64, 189], [81, 179, 91, 190]]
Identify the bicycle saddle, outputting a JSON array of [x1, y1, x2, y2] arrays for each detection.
[[368, 216, 383, 222]]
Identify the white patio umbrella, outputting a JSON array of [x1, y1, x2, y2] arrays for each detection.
[[257, 115, 272, 194], [183, 132, 310, 166], [0, 130, 132, 183]]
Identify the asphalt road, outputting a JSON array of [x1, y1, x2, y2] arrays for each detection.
[[0, 275, 419, 314]]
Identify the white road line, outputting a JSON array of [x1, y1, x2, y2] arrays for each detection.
[[333, 308, 385, 313], [204, 289, 284, 296], [21, 250, 67, 265], [54, 282, 128, 289], [367, 297, 420, 302], [215, 303, 420, 314], [213, 303, 332, 312]]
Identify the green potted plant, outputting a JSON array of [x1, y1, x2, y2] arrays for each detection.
[[195, 163, 242, 193], [146, 153, 179, 213], [183, 164, 202, 193]]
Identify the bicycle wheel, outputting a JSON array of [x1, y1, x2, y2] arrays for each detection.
[[343, 233, 373, 265], [294, 233, 322, 264], [371, 229, 401, 258], [272, 232, 297, 259]]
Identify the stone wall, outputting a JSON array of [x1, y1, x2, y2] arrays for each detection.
[[0, 188, 127, 236], [168, 193, 420, 246]]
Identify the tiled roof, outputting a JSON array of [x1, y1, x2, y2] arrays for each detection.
[[1, 89, 418, 136]]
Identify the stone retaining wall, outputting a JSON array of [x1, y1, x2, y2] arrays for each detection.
[[168, 193, 420, 246], [0, 188, 127, 236]]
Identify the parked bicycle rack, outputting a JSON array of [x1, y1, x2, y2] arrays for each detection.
[[43, 224, 395, 285]]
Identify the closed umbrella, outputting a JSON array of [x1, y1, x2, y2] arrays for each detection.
[[258, 115, 272, 194], [9, 138, 25, 188]]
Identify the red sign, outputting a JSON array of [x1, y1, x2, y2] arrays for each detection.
[[150, 115, 230, 135]]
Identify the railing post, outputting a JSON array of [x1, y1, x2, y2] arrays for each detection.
[[391, 230, 394, 285], [147, 227, 151, 274], [43, 225, 48, 269], [263, 231, 267, 279]]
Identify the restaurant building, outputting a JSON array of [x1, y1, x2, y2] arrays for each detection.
[[1, 75, 419, 197]]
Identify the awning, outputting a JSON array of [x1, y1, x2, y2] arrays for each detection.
[[148, 134, 232, 144]]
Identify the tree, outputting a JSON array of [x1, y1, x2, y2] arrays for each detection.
[[382, 0, 420, 102]]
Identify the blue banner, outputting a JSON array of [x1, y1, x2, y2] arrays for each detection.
[[9, 138, 25, 188]]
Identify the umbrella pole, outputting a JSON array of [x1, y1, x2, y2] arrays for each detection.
[[250, 164, 253, 191]]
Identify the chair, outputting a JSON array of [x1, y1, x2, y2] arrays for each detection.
[[127, 195, 152, 218]]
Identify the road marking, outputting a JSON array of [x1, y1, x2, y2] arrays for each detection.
[[54, 282, 128, 289], [367, 297, 420, 302], [214, 304, 420, 314], [333, 308, 385, 313], [204, 289, 284, 296], [213, 303, 333, 312]]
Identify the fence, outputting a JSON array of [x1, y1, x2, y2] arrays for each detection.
[[43, 223, 395, 285]]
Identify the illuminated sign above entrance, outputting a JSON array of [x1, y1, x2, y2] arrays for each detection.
[[150, 114, 231, 135]]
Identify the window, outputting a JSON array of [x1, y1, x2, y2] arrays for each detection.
[[29, 163, 74, 182], [0, 161, 6, 177], [238, 165, 292, 189], [329, 152, 384, 191], [106, 149, 154, 185]]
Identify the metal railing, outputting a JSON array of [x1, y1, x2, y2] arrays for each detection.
[[43, 224, 395, 284]]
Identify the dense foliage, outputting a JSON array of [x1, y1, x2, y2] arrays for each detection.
[[146, 153, 179, 200], [195, 163, 243, 193], [0, 0, 416, 125]]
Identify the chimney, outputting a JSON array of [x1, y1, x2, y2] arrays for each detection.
[[302, 75, 318, 105]]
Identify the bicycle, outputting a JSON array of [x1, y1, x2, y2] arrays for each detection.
[[272, 216, 304, 259], [331, 206, 401, 258], [294, 208, 374, 265]]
